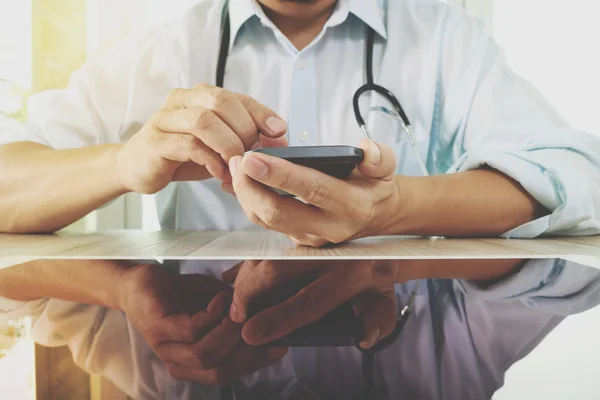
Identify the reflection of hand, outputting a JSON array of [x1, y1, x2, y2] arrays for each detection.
[[117, 264, 288, 386], [224, 139, 400, 247], [223, 260, 399, 349]]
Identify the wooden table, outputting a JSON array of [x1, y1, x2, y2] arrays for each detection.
[[1, 230, 599, 400], [1, 230, 599, 260]]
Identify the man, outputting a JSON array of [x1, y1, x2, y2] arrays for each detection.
[[0, 0, 600, 398]]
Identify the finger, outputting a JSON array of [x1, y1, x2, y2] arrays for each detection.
[[206, 290, 234, 316], [241, 265, 367, 345], [288, 234, 331, 248], [172, 162, 215, 182], [155, 133, 230, 182], [230, 260, 317, 323], [236, 94, 288, 138], [157, 316, 242, 371], [357, 139, 397, 180], [231, 158, 331, 238], [154, 131, 222, 165], [355, 291, 397, 349], [164, 87, 287, 139], [155, 108, 245, 162], [221, 182, 236, 197], [193, 88, 261, 149], [245, 347, 288, 374], [205, 342, 256, 387], [147, 312, 213, 348], [260, 135, 288, 148], [193, 317, 243, 370], [239, 152, 365, 215], [221, 261, 247, 284]]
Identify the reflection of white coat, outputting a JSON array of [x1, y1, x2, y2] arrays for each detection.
[[2, 259, 600, 399], [1, 0, 599, 236]]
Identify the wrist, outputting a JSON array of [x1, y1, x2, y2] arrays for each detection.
[[385, 175, 435, 236], [106, 143, 131, 195], [100, 260, 129, 310]]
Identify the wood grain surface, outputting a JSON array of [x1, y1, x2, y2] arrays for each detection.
[[0, 230, 599, 260]]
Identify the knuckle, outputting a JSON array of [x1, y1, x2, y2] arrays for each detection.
[[164, 88, 185, 105], [210, 89, 236, 111], [303, 177, 330, 204], [179, 323, 196, 342], [224, 140, 244, 159], [179, 133, 198, 150], [237, 94, 254, 108], [260, 204, 284, 226], [193, 83, 210, 91], [239, 122, 258, 143], [248, 212, 264, 227], [194, 109, 218, 132]]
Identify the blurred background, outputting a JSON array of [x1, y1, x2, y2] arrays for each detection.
[[0, 0, 599, 399]]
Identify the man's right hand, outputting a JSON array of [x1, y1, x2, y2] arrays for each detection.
[[117, 264, 288, 386], [116, 84, 288, 194]]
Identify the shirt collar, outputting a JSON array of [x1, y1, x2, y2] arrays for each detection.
[[226, 0, 387, 49], [331, 0, 387, 39]]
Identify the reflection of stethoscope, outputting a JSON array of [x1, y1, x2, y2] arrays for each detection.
[[216, 3, 425, 399]]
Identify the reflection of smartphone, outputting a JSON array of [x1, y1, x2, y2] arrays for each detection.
[[247, 277, 362, 347], [245, 146, 364, 196]]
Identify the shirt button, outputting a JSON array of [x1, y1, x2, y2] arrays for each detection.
[[298, 59, 306, 70], [300, 131, 309, 142]]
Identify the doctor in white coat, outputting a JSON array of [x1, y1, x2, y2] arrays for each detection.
[[1, 0, 600, 399]]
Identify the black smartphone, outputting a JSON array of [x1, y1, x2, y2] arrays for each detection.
[[245, 145, 364, 178], [244, 145, 364, 196]]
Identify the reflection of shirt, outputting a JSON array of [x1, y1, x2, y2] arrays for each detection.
[[1, 259, 600, 400], [1, 0, 599, 236]]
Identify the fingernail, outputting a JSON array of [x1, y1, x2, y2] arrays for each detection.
[[366, 140, 381, 165], [230, 302, 243, 322], [266, 116, 288, 135], [369, 325, 381, 348], [244, 156, 269, 180], [229, 156, 239, 176]]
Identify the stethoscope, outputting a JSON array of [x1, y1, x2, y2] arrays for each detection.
[[216, 2, 426, 399]]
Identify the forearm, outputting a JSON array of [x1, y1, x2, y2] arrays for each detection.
[[0, 259, 124, 309], [0, 142, 128, 233], [395, 258, 525, 285], [390, 168, 547, 237]]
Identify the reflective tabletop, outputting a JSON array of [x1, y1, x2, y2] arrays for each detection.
[[1, 257, 599, 400]]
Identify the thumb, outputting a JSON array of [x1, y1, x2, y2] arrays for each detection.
[[354, 292, 397, 349], [357, 139, 396, 179]]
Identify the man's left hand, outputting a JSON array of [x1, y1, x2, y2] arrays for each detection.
[[224, 139, 400, 247]]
